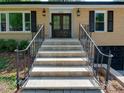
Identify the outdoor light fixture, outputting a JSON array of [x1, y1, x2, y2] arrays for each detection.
[[77, 8, 80, 16], [42, 8, 46, 16]]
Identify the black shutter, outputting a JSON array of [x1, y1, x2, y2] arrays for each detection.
[[108, 11, 113, 32], [31, 11, 37, 32], [89, 11, 95, 32]]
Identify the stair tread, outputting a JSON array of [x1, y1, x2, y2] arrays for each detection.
[[38, 51, 83, 53], [41, 45, 82, 47], [35, 58, 88, 61], [22, 77, 100, 89], [31, 66, 92, 72], [44, 39, 79, 42]]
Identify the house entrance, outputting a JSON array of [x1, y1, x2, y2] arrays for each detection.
[[52, 13, 71, 38]]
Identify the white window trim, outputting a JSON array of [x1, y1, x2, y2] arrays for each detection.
[[6, 13, 9, 32], [23, 13, 25, 31], [94, 11, 107, 32], [0, 11, 31, 32]]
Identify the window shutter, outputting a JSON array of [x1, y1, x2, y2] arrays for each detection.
[[89, 11, 95, 32], [108, 11, 113, 32], [31, 11, 37, 32]]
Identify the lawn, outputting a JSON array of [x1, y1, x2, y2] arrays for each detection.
[[0, 52, 17, 93]]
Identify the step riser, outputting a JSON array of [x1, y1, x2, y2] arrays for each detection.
[[30, 72, 93, 77], [21, 89, 103, 93], [40, 47, 81, 50], [43, 42, 80, 45], [33, 61, 88, 66], [44, 39, 79, 42], [37, 52, 84, 57]]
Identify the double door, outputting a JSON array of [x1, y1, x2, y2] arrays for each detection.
[[52, 13, 71, 38]]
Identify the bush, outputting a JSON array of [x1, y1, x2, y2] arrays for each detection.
[[0, 39, 6, 51], [19, 40, 29, 50], [0, 39, 29, 52], [6, 39, 17, 52]]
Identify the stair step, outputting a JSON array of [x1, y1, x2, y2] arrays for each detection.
[[21, 39, 102, 93], [43, 41, 80, 45], [22, 89, 104, 93], [37, 51, 86, 57], [44, 39, 80, 42], [40, 45, 82, 51], [30, 66, 93, 77], [22, 77, 100, 90], [43, 39, 80, 44], [41, 45, 82, 48], [34, 58, 88, 66], [39, 48, 82, 51]]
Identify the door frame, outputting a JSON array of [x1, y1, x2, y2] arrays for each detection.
[[49, 8, 73, 38], [51, 13, 71, 38]]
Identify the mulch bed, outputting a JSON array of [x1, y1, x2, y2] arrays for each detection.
[[98, 70, 124, 93]]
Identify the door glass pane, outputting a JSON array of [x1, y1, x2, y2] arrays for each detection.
[[63, 16, 69, 30], [53, 16, 60, 30], [9, 13, 22, 31], [1, 13, 6, 31]]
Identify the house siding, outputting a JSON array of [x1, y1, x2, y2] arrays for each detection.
[[73, 8, 124, 46], [0, 7, 123, 46]]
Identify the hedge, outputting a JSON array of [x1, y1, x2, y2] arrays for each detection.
[[0, 39, 29, 52]]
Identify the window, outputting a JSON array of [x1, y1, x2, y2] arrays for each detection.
[[9, 13, 23, 31], [95, 11, 107, 32], [0, 12, 31, 32], [0, 13, 6, 31]]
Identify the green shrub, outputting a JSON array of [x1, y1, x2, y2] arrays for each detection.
[[19, 40, 29, 50], [0, 39, 6, 51], [5, 39, 17, 52], [0, 39, 29, 52]]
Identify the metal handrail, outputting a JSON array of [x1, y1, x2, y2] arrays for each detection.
[[15, 24, 44, 89], [80, 24, 113, 58], [15, 25, 44, 52], [79, 24, 113, 89]]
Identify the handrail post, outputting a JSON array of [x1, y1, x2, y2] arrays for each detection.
[[43, 26, 45, 40], [16, 42, 20, 90], [105, 50, 112, 89], [96, 52, 99, 79]]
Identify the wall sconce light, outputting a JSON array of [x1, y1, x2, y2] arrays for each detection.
[[42, 8, 46, 16], [77, 8, 80, 16]]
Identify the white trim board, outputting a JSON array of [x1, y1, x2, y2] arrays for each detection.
[[0, 5, 124, 8]]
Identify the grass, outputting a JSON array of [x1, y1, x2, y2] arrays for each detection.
[[0, 56, 16, 93], [0, 75, 16, 90]]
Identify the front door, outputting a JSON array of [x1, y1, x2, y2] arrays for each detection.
[[52, 13, 71, 38]]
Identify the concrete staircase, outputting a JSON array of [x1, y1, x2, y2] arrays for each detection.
[[21, 39, 104, 93]]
